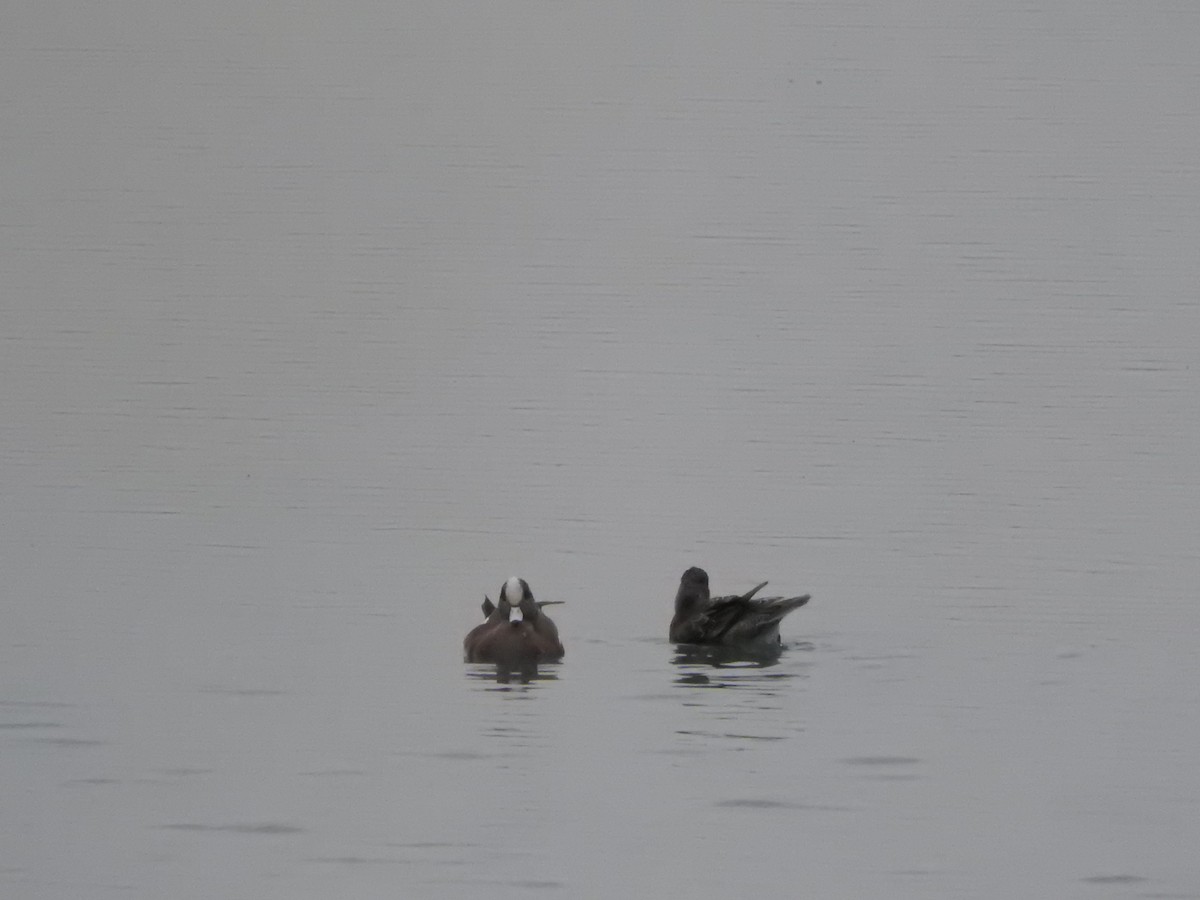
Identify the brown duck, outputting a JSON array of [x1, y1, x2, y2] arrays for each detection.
[[464, 577, 564, 664]]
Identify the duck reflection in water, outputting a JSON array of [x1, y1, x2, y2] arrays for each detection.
[[464, 576, 564, 684], [672, 639, 815, 690]]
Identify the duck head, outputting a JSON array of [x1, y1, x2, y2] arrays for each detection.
[[676, 566, 711, 613], [500, 576, 533, 621]]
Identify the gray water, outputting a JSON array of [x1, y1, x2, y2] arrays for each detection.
[[4, 2, 1200, 897]]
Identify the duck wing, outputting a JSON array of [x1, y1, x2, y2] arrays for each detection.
[[700, 589, 810, 644]]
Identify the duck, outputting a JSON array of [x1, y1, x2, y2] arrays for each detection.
[[464, 576, 564, 664], [669, 566, 810, 647], [481, 589, 564, 658]]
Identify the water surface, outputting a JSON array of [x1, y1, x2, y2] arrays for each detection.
[[3, 2, 1200, 898]]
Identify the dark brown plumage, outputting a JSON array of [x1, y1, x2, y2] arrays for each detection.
[[669, 567, 809, 647]]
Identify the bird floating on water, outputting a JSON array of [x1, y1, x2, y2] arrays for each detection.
[[669, 567, 809, 647], [463, 576, 564, 665]]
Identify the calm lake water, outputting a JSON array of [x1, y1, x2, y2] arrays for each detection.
[[4, 2, 1200, 898]]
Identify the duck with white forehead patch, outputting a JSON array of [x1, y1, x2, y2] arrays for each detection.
[[464, 576, 565, 664], [481, 578, 564, 650]]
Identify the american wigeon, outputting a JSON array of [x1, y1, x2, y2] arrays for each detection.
[[669, 567, 810, 647], [464, 577, 565, 664]]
